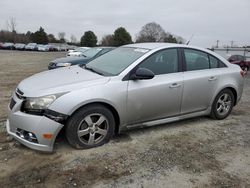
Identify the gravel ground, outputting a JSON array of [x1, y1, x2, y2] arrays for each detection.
[[0, 50, 250, 188]]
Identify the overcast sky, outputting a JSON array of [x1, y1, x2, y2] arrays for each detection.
[[0, 0, 249, 47]]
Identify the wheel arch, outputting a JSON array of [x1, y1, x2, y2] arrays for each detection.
[[226, 87, 237, 106], [67, 101, 121, 134], [214, 86, 238, 106]]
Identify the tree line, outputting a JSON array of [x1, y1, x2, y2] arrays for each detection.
[[0, 21, 185, 47]]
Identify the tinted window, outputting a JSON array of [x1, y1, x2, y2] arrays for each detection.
[[184, 49, 209, 71], [139, 48, 178, 75], [229, 55, 237, 61], [209, 55, 227, 68], [237, 55, 245, 61], [209, 55, 219, 68]]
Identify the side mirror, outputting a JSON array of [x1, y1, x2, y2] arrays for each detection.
[[130, 68, 155, 80]]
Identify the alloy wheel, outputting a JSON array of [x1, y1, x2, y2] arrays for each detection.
[[216, 93, 232, 116], [77, 113, 109, 145]]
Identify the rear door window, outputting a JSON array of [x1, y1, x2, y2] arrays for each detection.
[[184, 49, 209, 71]]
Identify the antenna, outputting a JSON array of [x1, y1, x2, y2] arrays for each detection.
[[186, 34, 194, 45]]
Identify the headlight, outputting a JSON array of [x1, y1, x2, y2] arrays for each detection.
[[57, 62, 71, 67], [22, 93, 66, 115]]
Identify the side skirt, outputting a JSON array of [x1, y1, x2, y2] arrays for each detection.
[[120, 109, 211, 132]]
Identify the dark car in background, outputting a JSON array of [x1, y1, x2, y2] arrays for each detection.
[[48, 47, 114, 69], [228, 55, 250, 71]]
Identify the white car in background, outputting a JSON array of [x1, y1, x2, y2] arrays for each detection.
[[25, 43, 38, 51], [38, 44, 50, 52], [14, 43, 26, 50], [67, 47, 90, 57]]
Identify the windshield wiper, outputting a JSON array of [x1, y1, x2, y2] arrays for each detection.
[[84, 66, 103, 75]]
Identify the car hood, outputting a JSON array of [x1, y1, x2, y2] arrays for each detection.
[[17, 65, 110, 97]]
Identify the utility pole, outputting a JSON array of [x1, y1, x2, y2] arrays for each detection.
[[230, 40, 234, 48], [216, 40, 219, 48]]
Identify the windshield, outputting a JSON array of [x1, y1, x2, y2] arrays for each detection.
[[85, 47, 149, 76], [82, 48, 102, 58]]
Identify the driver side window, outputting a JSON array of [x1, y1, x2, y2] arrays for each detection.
[[139, 48, 179, 75]]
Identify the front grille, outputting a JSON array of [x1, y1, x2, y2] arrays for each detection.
[[16, 88, 24, 95], [9, 98, 16, 110], [49, 62, 56, 66], [15, 88, 25, 99]]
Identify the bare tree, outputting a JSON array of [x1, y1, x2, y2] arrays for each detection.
[[70, 34, 77, 43], [58, 32, 66, 43], [101, 34, 114, 46], [136, 22, 167, 43], [6, 17, 17, 32]]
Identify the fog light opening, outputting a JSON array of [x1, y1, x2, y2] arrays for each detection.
[[16, 128, 38, 143]]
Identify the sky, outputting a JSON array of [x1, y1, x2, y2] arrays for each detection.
[[0, 0, 249, 48]]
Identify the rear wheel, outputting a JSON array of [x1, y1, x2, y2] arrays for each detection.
[[210, 89, 234, 120], [66, 104, 115, 149]]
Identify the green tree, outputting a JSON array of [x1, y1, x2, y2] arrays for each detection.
[[113, 27, 132, 46], [48, 34, 58, 43], [30, 27, 48, 44], [80, 31, 97, 47]]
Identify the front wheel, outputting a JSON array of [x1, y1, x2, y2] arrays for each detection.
[[66, 104, 115, 149], [210, 89, 234, 120]]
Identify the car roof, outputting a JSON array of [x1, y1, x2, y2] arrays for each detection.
[[92, 47, 114, 50], [123, 42, 208, 50], [122, 42, 186, 50]]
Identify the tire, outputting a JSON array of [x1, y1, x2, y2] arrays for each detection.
[[210, 89, 234, 120], [66, 104, 115, 149]]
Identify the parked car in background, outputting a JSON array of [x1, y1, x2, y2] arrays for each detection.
[[48, 45, 59, 51], [38, 44, 50, 52], [7, 43, 244, 151], [48, 47, 114, 69], [67, 47, 91, 57], [25, 43, 38, 51], [2, 42, 14, 50], [0, 42, 3, 49], [228, 55, 250, 71], [59, 45, 68, 51], [14, 43, 26, 50]]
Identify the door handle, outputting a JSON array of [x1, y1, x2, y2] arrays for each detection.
[[208, 76, 217, 81], [169, 83, 181, 88]]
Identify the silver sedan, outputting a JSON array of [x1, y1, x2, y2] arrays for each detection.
[[7, 43, 244, 151]]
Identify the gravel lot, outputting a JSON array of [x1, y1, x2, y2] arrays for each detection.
[[0, 50, 250, 188]]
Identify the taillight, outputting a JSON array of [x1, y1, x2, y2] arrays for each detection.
[[240, 70, 247, 77]]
